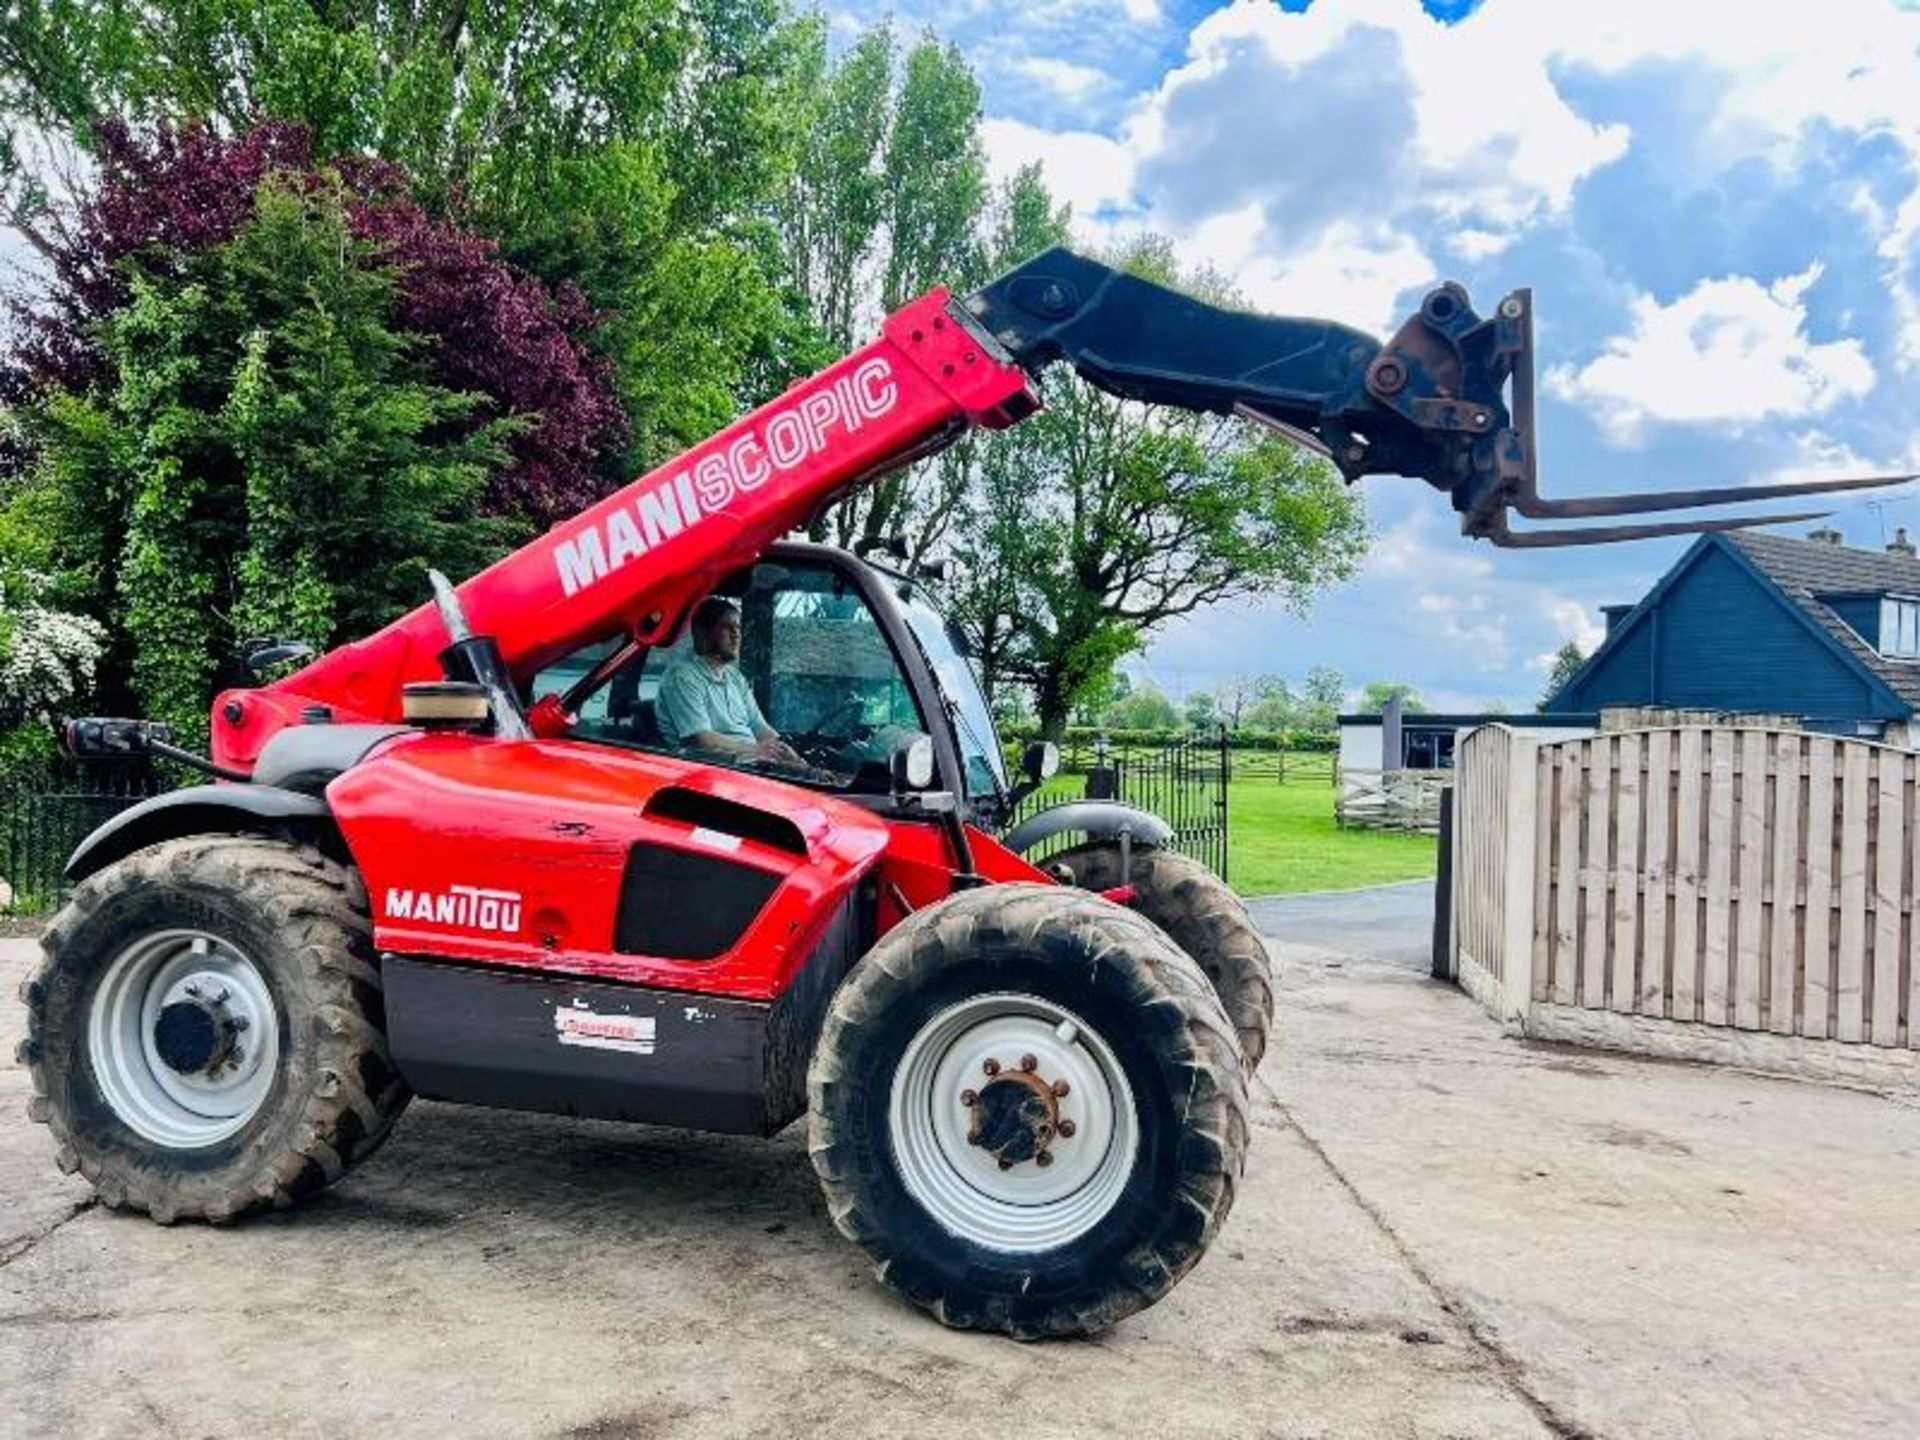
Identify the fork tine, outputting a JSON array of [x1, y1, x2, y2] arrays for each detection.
[[1512, 473, 1915, 520], [1478, 509, 1836, 548]]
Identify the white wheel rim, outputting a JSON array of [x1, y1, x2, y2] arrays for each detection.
[[86, 929, 280, 1148], [887, 993, 1140, 1254]]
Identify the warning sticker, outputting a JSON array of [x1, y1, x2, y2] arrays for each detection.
[[554, 1003, 657, 1055]]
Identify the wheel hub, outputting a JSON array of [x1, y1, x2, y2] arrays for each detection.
[[965, 1057, 1071, 1168], [150, 983, 249, 1077], [87, 933, 278, 1148]]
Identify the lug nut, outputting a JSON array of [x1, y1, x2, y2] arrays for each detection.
[[1057, 1119, 1076, 1139], [967, 1133, 982, 1147], [983, 1059, 1000, 1077], [185, 984, 203, 999], [228, 1046, 245, 1066], [998, 1158, 1013, 1171], [231, 1015, 250, 1033], [1035, 1150, 1054, 1167], [1051, 1079, 1070, 1098], [1019, 1054, 1038, 1073], [960, 1089, 978, 1107]]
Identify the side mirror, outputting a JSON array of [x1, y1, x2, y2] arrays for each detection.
[[891, 735, 936, 791], [1022, 741, 1060, 782], [242, 636, 315, 679], [64, 717, 175, 760]]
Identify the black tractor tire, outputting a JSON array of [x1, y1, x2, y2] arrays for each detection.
[[1050, 840, 1274, 1075], [17, 835, 410, 1223], [808, 883, 1249, 1340]]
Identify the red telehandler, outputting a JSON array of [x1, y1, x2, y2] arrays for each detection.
[[18, 248, 1900, 1337]]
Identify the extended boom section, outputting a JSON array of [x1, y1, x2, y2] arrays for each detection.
[[963, 248, 1910, 549]]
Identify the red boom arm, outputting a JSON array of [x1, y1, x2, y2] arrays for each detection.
[[211, 245, 1906, 770], [210, 292, 1035, 769]]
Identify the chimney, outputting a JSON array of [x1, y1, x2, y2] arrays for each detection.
[[1890, 527, 1916, 558], [1601, 603, 1634, 635], [1807, 524, 1844, 546]]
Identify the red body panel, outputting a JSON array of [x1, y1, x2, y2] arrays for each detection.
[[325, 731, 1045, 1002], [327, 732, 897, 1001], [212, 293, 1035, 770], [875, 821, 1051, 933]]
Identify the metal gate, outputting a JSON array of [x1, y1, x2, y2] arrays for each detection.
[[1007, 729, 1232, 881], [1, 766, 167, 916]]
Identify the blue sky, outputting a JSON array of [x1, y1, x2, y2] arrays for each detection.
[[826, 0, 1920, 710]]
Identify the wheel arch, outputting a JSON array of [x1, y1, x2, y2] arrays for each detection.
[[998, 801, 1173, 858], [65, 785, 342, 884]]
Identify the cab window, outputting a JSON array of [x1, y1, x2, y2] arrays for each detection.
[[527, 559, 933, 792]]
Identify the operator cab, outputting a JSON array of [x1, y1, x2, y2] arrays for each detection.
[[526, 544, 1010, 812]]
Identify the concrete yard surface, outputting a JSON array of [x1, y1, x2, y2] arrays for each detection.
[[4, 892, 1919, 1438]]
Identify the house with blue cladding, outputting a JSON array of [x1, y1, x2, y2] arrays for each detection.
[[1543, 527, 1920, 745]]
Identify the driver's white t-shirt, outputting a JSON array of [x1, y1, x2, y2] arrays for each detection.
[[656, 657, 769, 746]]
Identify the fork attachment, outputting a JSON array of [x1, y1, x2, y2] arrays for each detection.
[[961, 249, 1911, 547]]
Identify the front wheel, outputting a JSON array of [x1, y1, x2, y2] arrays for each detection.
[[808, 884, 1248, 1339], [18, 836, 409, 1223]]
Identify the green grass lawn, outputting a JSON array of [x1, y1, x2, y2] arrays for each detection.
[[1228, 777, 1436, 897]]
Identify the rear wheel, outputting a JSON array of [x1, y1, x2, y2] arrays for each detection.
[[17, 836, 409, 1223], [808, 884, 1247, 1339], [1052, 840, 1274, 1074]]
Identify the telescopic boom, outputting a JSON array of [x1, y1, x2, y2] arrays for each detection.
[[208, 247, 1907, 768]]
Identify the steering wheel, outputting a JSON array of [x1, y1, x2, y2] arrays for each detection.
[[788, 694, 872, 767]]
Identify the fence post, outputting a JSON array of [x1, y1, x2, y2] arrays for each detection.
[[1217, 725, 1231, 884], [1500, 731, 1541, 1016], [1431, 786, 1454, 979]]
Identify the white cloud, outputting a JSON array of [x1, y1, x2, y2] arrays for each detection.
[[1127, 0, 1630, 255], [1545, 598, 1607, 657], [1857, 183, 1920, 370], [1365, 514, 1494, 582], [1544, 265, 1876, 445], [1009, 56, 1115, 105], [979, 117, 1137, 228], [1414, 592, 1511, 671], [978, 0, 1920, 355], [1766, 428, 1888, 484]]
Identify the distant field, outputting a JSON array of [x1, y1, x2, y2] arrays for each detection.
[[1228, 777, 1436, 897]]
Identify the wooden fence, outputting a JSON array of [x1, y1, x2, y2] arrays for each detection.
[[1336, 768, 1451, 833], [1451, 724, 1920, 1073]]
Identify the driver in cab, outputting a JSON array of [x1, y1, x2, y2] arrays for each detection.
[[656, 596, 807, 766]]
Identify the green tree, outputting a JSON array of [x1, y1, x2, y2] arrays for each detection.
[[1242, 676, 1295, 732], [1071, 665, 1125, 727], [1295, 666, 1346, 734], [775, 24, 1019, 554], [0, 0, 805, 472], [1360, 681, 1427, 715], [1106, 681, 1178, 731], [1540, 640, 1585, 708], [946, 240, 1368, 739], [1183, 690, 1219, 731], [10, 179, 510, 736]]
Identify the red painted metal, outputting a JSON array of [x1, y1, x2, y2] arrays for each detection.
[[325, 728, 1050, 999], [327, 730, 893, 999], [211, 292, 1035, 770]]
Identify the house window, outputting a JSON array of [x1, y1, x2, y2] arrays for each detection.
[[1883, 597, 1920, 658]]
